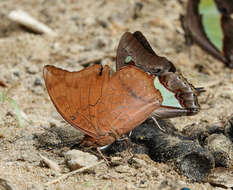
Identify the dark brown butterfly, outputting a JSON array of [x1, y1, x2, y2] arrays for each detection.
[[116, 31, 200, 118], [116, 31, 176, 76], [182, 0, 233, 68], [44, 64, 162, 151]]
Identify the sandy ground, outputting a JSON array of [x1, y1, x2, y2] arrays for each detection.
[[0, 0, 232, 189]]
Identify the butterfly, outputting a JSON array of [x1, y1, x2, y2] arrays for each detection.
[[116, 31, 201, 118], [44, 64, 165, 162], [182, 0, 233, 68]]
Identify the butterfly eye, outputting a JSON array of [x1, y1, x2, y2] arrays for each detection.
[[168, 62, 176, 72], [125, 56, 132, 64]]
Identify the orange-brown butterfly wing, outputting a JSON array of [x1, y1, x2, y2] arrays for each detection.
[[43, 64, 110, 138], [96, 65, 162, 138], [44, 64, 162, 146]]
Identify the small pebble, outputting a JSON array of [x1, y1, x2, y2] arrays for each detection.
[[110, 157, 122, 162], [206, 134, 233, 167], [27, 184, 43, 190], [92, 36, 109, 49], [131, 158, 147, 167], [25, 65, 39, 74], [97, 18, 108, 28], [13, 72, 20, 77], [64, 150, 98, 170], [33, 78, 42, 86], [208, 167, 233, 188], [115, 165, 131, 173]]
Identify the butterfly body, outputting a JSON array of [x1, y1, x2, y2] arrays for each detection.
[[44, 64, 162, 147]]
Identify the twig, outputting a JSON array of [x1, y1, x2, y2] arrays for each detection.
[[39, 154, 61, 173], [44, 160, 104, 186], [8, 10, 57, 36]]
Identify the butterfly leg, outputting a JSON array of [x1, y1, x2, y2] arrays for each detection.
[[115, 134, 133, 157], [124, 137, 133, 157], [97, 147, 110, 166], [151, 116, 166, 132]]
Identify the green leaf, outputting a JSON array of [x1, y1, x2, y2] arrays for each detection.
[[8, 97, 23, 127], [199, 0, 223, 51]]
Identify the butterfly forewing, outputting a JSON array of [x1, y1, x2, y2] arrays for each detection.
[[44, 64, 162, 146], [43, 64, 109, 138]]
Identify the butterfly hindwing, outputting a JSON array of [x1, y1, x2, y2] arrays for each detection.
[[116, 31, 176, 75], [132, 31, 156, 55]]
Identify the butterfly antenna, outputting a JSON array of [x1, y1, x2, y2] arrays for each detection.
[[151, 116, 166, 132]]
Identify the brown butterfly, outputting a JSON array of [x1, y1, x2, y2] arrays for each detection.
[[44, 64, 163, 161], [116, 31, 201, 119]]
